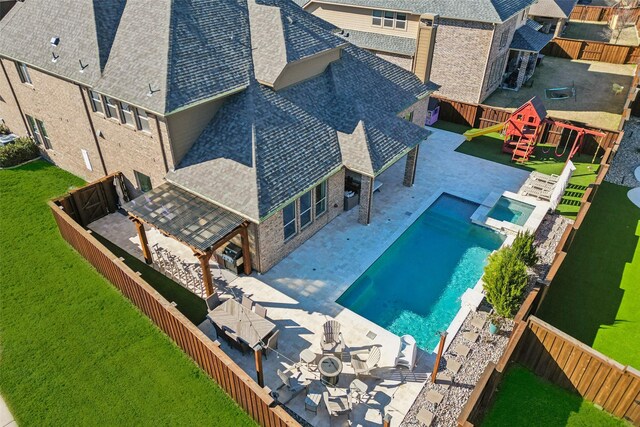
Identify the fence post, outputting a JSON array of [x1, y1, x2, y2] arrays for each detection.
[[383, 413, 392, 427], [254, 348, 264, 388]]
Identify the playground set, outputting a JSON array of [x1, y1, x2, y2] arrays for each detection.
[[464, 96, 605, 163]]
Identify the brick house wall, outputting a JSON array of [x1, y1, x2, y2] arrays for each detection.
[[479, 15, 517, 102], [429, 18, 494, 104], [0, 59, 26, 134], [253, 168, 345, 273], [0, 58, 175, 196], [400, 96, 430, 127]]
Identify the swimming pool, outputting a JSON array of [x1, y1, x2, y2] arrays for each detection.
[[487, 196, 535, 227], [337, 194, 505, 350]]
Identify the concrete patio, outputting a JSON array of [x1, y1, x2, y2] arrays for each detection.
[[88, 128, 531, 426]]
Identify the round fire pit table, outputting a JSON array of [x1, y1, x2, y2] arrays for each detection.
[[318, 354, 343, 385]]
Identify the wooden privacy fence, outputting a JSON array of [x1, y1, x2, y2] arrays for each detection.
[[434, 96, 623, 154], [542, 38, 640, 64], [569, 5, 640, 23], [458, 314, 640, 426], [49, 201, 299, 427], [53, 172, 123, 226]]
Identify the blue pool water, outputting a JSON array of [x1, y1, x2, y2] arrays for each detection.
[[487, 196, 535, 226], [337, 194, 505, 350]]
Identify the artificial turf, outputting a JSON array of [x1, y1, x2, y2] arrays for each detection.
[[482, 364, 628, 427], [537, 182, 640, 369], [0, 161, 254, 426], [432, 121, 601, 219], [92, 232, 207, 324]]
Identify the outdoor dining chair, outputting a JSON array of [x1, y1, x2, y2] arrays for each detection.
[[350, 346, 381, 377], [205, 293, 221, 311], [254, 303, 267, 318], [241, 295, 253, 310], [263, 329, 279, 359]]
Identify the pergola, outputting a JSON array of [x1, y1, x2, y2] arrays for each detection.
[[123, 183, 251, 297]]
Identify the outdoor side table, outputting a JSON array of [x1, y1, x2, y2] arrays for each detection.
[[318, 354, 343, 386], [305, 380, 323, 414], [300, 348, 317, 370]]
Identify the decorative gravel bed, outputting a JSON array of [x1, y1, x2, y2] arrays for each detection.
[[606, 117, 640, 188], [401, 213, 571, 426]]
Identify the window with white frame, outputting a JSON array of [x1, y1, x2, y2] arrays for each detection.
[[26, 115, 40, 144], [299, 191, 312, 229], [134, 170, 153, 192], [372, 10, 407, 30], [136, 108, 151, 133], [16, 62, 32, 84], [283, 202, 297, 240], [104, 96, 118, 118], [89, 90, 104, 114], [314, 181, 327, 217], [36, 119, 51, 149], [119, 101, 135, 127], [372, 10, 383, 26]]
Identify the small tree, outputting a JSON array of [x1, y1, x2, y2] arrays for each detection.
[[510, 230, 538, 267], [483, 247, 528, 318]]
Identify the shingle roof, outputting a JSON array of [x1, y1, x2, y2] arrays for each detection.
[[167, 45, 433, 221], [0, 0, 126, 88], [510, 25, 553, 52], [297, 0, 537, 23], [528, 0, 578, 19], [336, 29, 416, 56]]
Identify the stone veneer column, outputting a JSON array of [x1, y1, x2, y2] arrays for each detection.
[[516, 52, 531, 89], [403, 146, 420, 187], [358, 175, 374, 225]]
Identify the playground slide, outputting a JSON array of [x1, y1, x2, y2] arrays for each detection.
[[463, 122, 505, 141]]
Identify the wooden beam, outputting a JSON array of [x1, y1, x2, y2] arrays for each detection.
[[431, 331, 448, 383], [132, 218, 153, 264], [241, 225, 252, 275], [197, 251, 214, 297]]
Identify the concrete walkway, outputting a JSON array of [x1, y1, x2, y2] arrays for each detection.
[[0, 396, 17, 427]]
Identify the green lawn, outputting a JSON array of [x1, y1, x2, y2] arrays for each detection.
[[482, 365, 628, 427], [0, 161, 254, 426], [92, 232, 207, 324], [432, 121, 601, 218], [537, 182, 640, 369]]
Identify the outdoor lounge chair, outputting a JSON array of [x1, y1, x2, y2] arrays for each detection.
[[521, 185, 552, 201], [350, 346, 381, 377], [321, 320, 345, 357], [531, 171, 559, 184], [241, 295, 253, 310], [263, 329, 279, 359], [322, 388, 352, 422], [276, 368, 309, 403]]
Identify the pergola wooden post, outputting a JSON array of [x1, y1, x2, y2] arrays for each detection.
[[196, 251, 215, 297], [254, 348, 264, 387], [132, 218, 153, 264], [240, 224, 252, 275]]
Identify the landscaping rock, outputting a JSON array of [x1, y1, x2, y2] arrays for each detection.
[[606, 117, 640, 188]]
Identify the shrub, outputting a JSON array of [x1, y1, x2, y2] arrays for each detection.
[[483, 247, 529, 318], [0, 137, 40, 168], [511, 230, 539, 267]]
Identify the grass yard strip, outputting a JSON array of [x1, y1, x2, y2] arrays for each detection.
[[432, 121, 600, 218], [482, 364, 628, 427], [537, 182, 640, 368], [92, 232, 207, 324], [0, 161, 255, 426]]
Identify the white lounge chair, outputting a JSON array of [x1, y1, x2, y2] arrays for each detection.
[[350, 346, 381, 377], [321, 320, 345, 357], [276, 368, 309, 404], [323, 388, 352, 422]]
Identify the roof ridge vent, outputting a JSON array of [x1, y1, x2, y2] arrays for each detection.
[[50, 37, 60, 47]]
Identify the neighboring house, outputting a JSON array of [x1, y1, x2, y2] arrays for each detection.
[[298, 0, 554, 103], [528, 0, 578, 37], [0, 0, 434, 273]]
